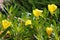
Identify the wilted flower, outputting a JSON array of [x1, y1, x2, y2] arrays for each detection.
[[33, 9, 43, 17], [2, 19, 11, 29], [48, 4, 57, 15], [25, 20, 32, 26], [0, 31, 3, 35], [46, 27, 53, 36]]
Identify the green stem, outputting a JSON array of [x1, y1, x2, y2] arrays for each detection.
[[53, 19, 59, 40], [37, 35, 42, 40], [36, 17, 42, 40]]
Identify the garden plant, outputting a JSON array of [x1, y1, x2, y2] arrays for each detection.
[[0, 0, 60, 40]]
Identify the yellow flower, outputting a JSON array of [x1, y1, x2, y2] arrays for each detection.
[[25, 20, 32, 26], [46, 27, 53, 36], [2, 20, 11, 29], [48, 4, 57, 15], [33, 9, 43, 17]]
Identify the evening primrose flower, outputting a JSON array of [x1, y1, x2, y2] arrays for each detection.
[[48, 4, 57, 15], [2, 20, 11, 29], [46, 27, 53, 36], [25, 20, 32, 26], [33, 9, 43, 17]]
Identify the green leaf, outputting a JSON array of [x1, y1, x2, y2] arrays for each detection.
[[0, 27, 11, 38]]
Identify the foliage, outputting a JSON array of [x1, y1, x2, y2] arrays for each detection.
[[0, 0, 60, 40]]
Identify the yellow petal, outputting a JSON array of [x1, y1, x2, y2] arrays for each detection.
[[48, 4, 57, 15], [33, 9, 43, 17], [25, 20, 32, 26], [2, 20, 11, 29], [46, 27, 53, 36]]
